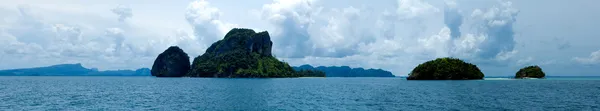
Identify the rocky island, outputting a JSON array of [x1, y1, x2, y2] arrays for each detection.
[[151, 28, 324, 78], [407, 57, 484, 80], [515, 65, 545, 79], [151, 46, 191, 77]]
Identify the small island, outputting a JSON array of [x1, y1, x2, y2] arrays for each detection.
[[151, 28, 324, 78], [515, 65, 545, 79], [407, 57, 484, 80], [151, 46, 191, 77]]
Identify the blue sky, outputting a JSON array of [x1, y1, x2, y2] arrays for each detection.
[[0, 0, 599, 76]]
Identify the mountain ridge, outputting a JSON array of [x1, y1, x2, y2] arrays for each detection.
[[293, 64, 395, 77], [0, 63, 150, 76]]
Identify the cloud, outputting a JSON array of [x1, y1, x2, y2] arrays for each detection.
[[573, 50, 600, 64], [269, 0, 451, 75], [443, 0, 462, 38], [466, 1, 519, 59], [260, 0, 321, 58], [396, 0, 439, 19], [0, 5, 172, 70], [413, 1, 520, 64], [185, 0, 238, 49], [52, 24, 82, 44], [311, 6, 382, 57], [111, 5, 133, 22], [104, 28, 125, 55], [261, 0, 440, 58]]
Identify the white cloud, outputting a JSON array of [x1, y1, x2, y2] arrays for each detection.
[[466, 1, 519, 59], [185, 0, 238, 49], [0, 4, 191, 70], [260, 0, 322, 58], [574, 50, 600, 64], [396, 0, 439, 19], [415, 27, 451, 58], [111, 5, 132, 22], [52, 24, 82, 44], [435, 1, 520, 63]]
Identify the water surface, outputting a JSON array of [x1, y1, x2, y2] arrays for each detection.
[[0, 77, 599, 110]]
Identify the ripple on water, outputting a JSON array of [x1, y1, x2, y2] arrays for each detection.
[[0, 77, 598, 110]]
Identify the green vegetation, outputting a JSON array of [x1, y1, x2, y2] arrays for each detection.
[[407, 57, 484, 80], [186, 28, 324, 78], [515, 65, 545, 78]]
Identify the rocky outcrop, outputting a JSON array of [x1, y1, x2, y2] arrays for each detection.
[[407, 57, 484, 80], [515, 65, 545, 78], [187, 28, 300, 78], [151, 46, 190, 77], [205, 28, 273, 57]]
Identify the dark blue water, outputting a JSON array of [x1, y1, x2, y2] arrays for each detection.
[[0, 77, 599, 110]]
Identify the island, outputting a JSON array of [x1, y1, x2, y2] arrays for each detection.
[[151, 28, 324, 78], [515, 65, 545, 79], [151, 46, 191, 77], [0, 63, 150, 76], [407, 57, 484, 80], [293, 65, 395, 77]]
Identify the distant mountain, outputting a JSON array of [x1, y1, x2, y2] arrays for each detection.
[[293, 65, 395, 77], [0, 63, 150, 76]]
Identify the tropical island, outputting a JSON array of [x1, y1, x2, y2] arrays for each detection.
[[151, 46, 191, 77], [515, 65, 545, 79], [407, 57, 484, 80], [293, 65, 395, 77], [151, 28, 325, 78]]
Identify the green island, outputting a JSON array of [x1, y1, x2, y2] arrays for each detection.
[[515, 65, 545, 79], [151, 28, 324, 78], [407, 57, 484, 80]]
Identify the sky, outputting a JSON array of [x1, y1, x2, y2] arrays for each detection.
[[0, 0, 599, 76]]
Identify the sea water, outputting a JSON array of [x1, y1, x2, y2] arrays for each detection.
[[0, 76, 599, 110]]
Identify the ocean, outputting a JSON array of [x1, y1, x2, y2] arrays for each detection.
[[0, 76, 598, 110]]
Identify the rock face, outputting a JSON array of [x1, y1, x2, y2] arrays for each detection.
[[151, 46, 190, 77], [206, 28, 273, 57], [407, 57, 484, 80], [515, 65, 545, 78], [187, 28, 299, 78]]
